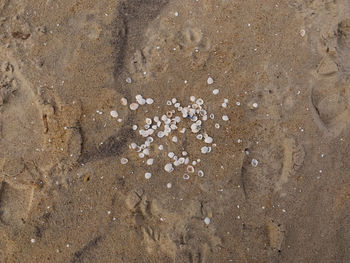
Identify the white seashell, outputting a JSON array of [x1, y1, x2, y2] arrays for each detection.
[[174, 160, 180, 166], [187, 165, 194, 173], [136, 95, 145, 105], [170, 124, 177, 130], [157, 131, 165, 138], [191, 123, 201, 133], [204, 136, 213, 144], [174, 116, 181, 123], [183, 174, 190, 180], [121, 97, 128, 106], [201, 146, 210, 154], [146, 158, 154, 165], [207, 77, 214, 85], [164, 163, 174, 173], [222, 115, 229, 121], [110, 110, 118, 118], [146, 98, 154, 104], [130, 103, 139, 111], [251, 159, 258, 167], [212, 89, 219, 95], [145, 172, 152, 179], [121, 158, 128, 164]]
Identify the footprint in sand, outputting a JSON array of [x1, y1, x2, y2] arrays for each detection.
[[240, 141, 283, 200], [0, 180, 34, 226], [310, 77, 350, 138], [336, 19, 350, 74], [275, 137, 305, 194]]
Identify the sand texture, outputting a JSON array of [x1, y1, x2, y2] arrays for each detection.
[[1, 0, 350, 262]]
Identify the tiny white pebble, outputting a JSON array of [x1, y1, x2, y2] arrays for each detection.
[[204, 217, 211, 225], [172, 136, 178, 143], [167, 183, 172, 188], [222, 115, 229, 121], [207, 77, 214, 85], [132, 125, 138, 131], [252, 103, 258, 108], [146, 158, 154, 165], [126, 77, 132, 83], [174, 11, 179, 16], [251, 158, 258, 167], [158, 145, 164, 150], [145, 172, 152, 179], [31, 238, 35, 243], [212, 89, 219, 95]]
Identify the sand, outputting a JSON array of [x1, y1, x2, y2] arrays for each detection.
[[1, 0, 350, 262]]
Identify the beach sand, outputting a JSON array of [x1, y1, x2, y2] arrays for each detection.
[[1, 0, 350, 262]]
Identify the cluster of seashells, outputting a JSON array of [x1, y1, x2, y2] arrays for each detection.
[[126, 94, 217, 179]]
